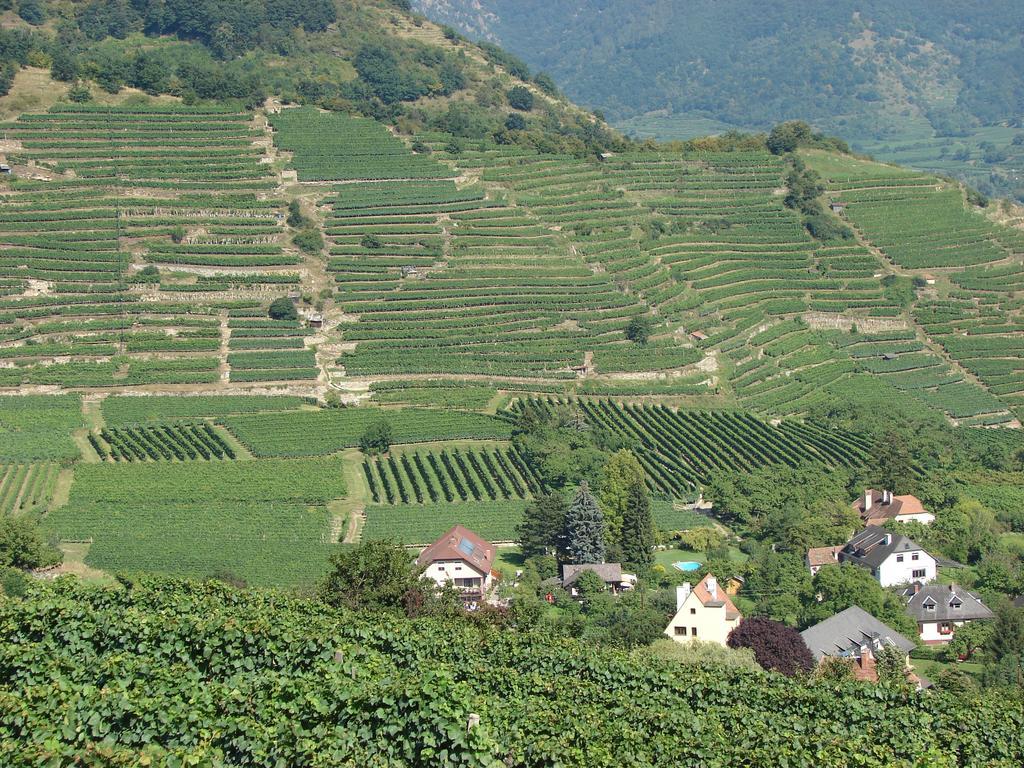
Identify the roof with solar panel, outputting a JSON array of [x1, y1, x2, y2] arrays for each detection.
[[416, 525, 495, 574]]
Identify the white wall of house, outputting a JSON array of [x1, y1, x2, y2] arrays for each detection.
[[876, 550, 936, 587], [664, 585, 740, 647], [918, 619, 968, 644], [422, 559, 490, 591], [895, 512, 935, 525]]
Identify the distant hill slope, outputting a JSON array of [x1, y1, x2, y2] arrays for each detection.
[[413, 0, 1024, 201]]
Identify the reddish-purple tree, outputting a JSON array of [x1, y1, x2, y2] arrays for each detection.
[[727, 617, 815, 677]]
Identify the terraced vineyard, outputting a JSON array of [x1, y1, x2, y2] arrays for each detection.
[[0, 105, 307, 391], [806, 151, 1024, 424], [511, 398, 871, 496]]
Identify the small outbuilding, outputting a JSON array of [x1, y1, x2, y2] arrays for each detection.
[[690, 330, 709, 342], [0, 164, 11, 175], [307, 313, 324, 329], [829, 201, 846, 214], [562, 563, 635, 594]]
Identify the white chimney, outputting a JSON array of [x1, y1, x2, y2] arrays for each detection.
[[707, 576, 718, 600], [883, 490, 892, 505], [864, 489, 872, 511], [676, 583, 691, 610]]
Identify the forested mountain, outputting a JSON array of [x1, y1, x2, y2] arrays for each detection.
[[413, 0, 1024, 200]]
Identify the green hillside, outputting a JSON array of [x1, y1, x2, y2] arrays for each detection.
[[413, 0, 1024, 202]]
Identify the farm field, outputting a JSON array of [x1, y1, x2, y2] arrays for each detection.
[[363, 499, 523, 545], [45, 458, 347, 586]]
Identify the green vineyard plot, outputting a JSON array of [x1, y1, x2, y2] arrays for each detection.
[[513, 398, 871, 496], [46, 458, 347, 586], [220, 408, 512, 457], [0, 395, 84, 461], [91, 423, 237, 462]]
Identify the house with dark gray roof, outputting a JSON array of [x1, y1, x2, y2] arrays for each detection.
[[838, 526, 936, 587], [901, 583, 994, 644], [801, 605, 918, 683]]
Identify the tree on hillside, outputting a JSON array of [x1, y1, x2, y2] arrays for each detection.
[[871, 433, 915, 496], [875, 643, 911, 686], [268, 297, 298, 321], [624, 315, 652, 345], [0, 517, 62, 571], [286, 199, 308, 228], [564, 481, 606, 564], [945, 620, 994, 662], [800, 564, 917, 638], [517, 492, 568, 558], [766, 121, 812, 155], [320, 539, 425, 613], [359, 419, 393, 455], [727, 617, 814, 677], [507, 85, 534, 111], [598, 450, 645, 545], [742, 551, 813, 626], [987, 603, 1024, 663], [620, 479, 654, 567]]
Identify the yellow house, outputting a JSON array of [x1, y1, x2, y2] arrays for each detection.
[[664, 574, 742, 646]]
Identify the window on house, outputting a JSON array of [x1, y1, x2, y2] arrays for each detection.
[[691, 627, 697, 637], [455, 566, 462, 571], [675, 626, 687, 636], [912, 569, 926, 579], [924, 602, 935, 611], [896, 555, 904, 563], [951, 601, 961, 610], [690, 608, 696, 615], [911, 553, 919, 561]]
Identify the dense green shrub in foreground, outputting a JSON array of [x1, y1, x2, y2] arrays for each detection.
[[1, 577, 1023, 766]]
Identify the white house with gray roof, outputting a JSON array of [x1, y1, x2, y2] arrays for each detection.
[[901, 583, 993, 644], [838, 526, 936, 587]]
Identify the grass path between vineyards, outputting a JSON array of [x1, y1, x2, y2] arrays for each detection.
[[336, 448, 370, 544]]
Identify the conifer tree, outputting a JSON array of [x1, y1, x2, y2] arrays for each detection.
[[620, 479, 654, 567], [564, 481, 606, 564]]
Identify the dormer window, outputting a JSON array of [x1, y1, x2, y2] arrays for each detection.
[[950, 600, 962, 610], [923, 601, 936, 611]]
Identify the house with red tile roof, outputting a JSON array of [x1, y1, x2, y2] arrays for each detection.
[[664, 574, 742, 646], [806, 544, 844, 575], [416, 525, 495, 600], [853, 489, 935, 526]]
